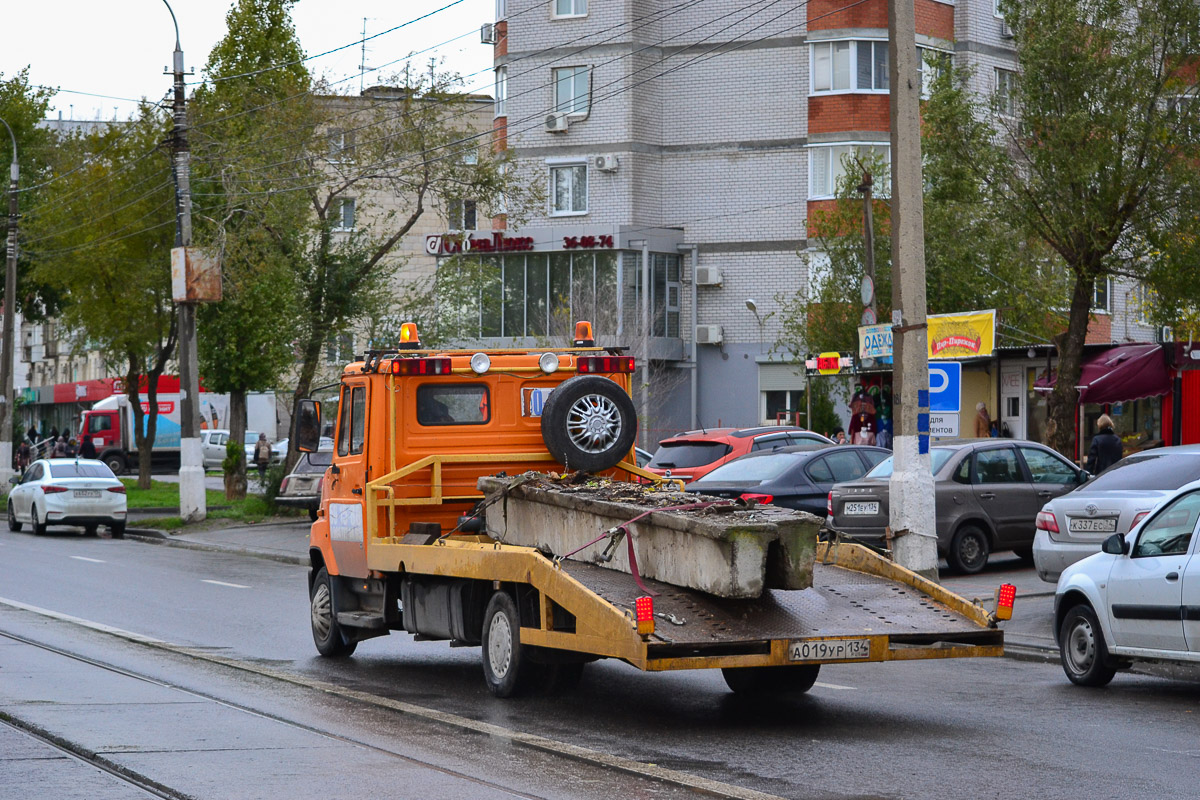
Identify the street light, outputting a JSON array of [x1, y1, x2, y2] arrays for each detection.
[[0, 116, 19, 483]]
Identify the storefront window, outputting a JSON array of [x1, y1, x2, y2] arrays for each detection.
[[502, 255, 525, 336]]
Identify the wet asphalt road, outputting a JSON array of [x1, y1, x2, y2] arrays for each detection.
[[2, 529, 1199, 799]]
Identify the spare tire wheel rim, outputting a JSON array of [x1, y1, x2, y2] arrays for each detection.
[[566, 394, 622, 453], [488, 612, 513, 678]]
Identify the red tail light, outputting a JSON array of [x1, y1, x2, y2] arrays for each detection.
[[739, 493, 774, 505], [1035, 510, 1059, 534], [41, 485, 68, 494], [106, 485, 126, 494], [635, 595, 655, 636], [827, 491, 834, 516], [280, 478, 290, 492], [391, 357, 452, 375], [1130, 510, 1149, 528], [577, 355, 635, 374], [995, 583, 1016, 621]]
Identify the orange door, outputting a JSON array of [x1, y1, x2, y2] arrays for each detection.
[[326, 381, 370, 578]]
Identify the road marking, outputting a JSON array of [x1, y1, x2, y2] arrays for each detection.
[[70, 556, 105, 564], [0, 595, 785, 800], [201, 580, 250, 589], [0, 597, 164, 643], [814, 681, 856, 690]]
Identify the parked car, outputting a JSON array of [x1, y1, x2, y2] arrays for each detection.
[[635, 447, 653, 468], [828, 439, 1087, 573], [200, 429, 266, 469], [1033, 445, 1200, 583], [1054, 479, 1200, 686], [684, 445, 891, 516], [276, 450, 333, 521], [7, 458, 127, 538], [271, 437, 335, 465], [644, 426, 834, 483]]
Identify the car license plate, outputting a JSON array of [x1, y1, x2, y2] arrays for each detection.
[[1068, 517, 1117, 533], [789, 638, 871, 662], [844, 501, 878, 515], [522, 388, 554, 417], [73, 490, 100, 498]]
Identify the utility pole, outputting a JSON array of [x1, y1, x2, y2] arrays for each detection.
[[857, 166, 876, 324], [164, 0, 205, 522], [887, 0, 937, 579], [0, 118, 18, 484]]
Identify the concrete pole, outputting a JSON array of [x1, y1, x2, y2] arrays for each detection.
[[640, 241, 650, 449], [0, 118, 17, 485], [165, 1, 205, 522], [888, 0, 938, 580]]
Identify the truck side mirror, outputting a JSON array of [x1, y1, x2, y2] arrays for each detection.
[[293, 399, 322, 453], [1102, 532, 1129, 556]]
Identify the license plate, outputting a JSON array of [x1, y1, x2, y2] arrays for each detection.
[[522, 388, 554, 417], [73, 490, 100, 498], [789, 638, 872, 662], [1068, 517, 1117, 533], [844, 501, 879, 515]]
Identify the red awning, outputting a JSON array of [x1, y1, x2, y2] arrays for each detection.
[[1033, 344, 1170, 404]]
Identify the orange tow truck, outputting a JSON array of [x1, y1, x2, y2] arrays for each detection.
[[294, 322, 1011, 698]]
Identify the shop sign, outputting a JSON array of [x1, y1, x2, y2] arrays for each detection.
[[928, 310, 995, 359], [858, 324, 893, 359], [805, 351, 855, 376], [425, 232, 535, 256], [929, 413, 959, 437], [562, 234, 614, 249]]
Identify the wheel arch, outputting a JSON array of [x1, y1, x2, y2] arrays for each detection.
[[1054, 587, 1112, 649], [953, 515, 998, 546]]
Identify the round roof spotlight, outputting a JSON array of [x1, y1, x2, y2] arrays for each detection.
[[539, 352, 560, 374], [470, 352, 491, 374]]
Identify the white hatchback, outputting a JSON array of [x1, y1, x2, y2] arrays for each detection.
[[1055, 479, 1200, 686], [7, 459, 128, 538]]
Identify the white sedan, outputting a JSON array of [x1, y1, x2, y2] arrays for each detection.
[[1055, 479, 1200, 686], [7, 458, 127, 538]]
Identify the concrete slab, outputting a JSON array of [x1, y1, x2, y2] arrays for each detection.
[[0, 724, 155, 800]]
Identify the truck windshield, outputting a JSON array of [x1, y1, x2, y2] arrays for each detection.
[[647, 442, 732, 469]]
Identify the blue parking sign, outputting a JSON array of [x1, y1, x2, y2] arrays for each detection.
[[929, 362, 961, 413]]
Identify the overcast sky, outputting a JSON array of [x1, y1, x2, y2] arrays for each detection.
[[5, 0, 494, 121]]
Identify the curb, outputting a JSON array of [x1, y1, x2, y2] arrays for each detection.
[[126, 532, 307, 567], [127, 505, 233, 514]]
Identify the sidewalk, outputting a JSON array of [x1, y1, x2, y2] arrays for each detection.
[[129, 522, 1062, 656]]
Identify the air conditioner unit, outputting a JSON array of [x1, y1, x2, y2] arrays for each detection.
[[481, 23, 496, 44], [695, 267, 722, 286], [545, 113, 569, 133], [695, 324, 723, 345], [593, 154, 619, 172], [999, 19, 1014, 39]]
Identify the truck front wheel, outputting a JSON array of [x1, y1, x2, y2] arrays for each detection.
[[310, 567, 357, 657], [722, 665, 821, 696], [482, 591, 538, 698]]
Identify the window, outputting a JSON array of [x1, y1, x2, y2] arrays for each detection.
[[857, 41, 889, 91], [1133, 491, 1200, 557], [326, 332, 353, 363], [1133, 283, 1155, 325], [48, 462, 116, 479], [765, 389, 805, 425], [553, 0, 587, 17], [812, 41, 853, 92], [336, 387, 351, 457], [700, 453, 797, 483], [91, 415, 112, 432], [550, 163, 587, 215], [448, 199, 477, 230], [974, 447, 1021, 483], [553, 66, 590, 115], [917, 47, 950, 98], [349, 386, 366, 454], [809, 144, 889, 199], [809, 451, 871, 483], [327, 128, 355, 162], [647, 442, 731, 470], [416, 385, 490, 425], [496, 0, 506, 20], [1018, 446, 1078, 484], [1092, 277, 1110, 313], [995, 68, 1018, 116], [494, 66, 507, 116], [334, 198, 356, 231]]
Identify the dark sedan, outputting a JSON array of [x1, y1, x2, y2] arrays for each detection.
[[683, 445, 891, 517]]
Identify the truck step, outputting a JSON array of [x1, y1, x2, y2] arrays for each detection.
[[336, 611, 388, 629]]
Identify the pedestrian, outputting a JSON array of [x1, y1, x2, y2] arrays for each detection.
[[80, 434, 98, 460], [52, 436, 67, 458], [65, 437, 78, 458], [974, 402, 991, 438], [49, 426, 59, 442], [831, 427, 846, 445], [26, 425, 37, 444], [1086, 414, 1124, 475], [253, 432, 272, 484], [15, 441, 30, 473]]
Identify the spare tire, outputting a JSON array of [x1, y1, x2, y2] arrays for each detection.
[[540, 375, 637, 472]]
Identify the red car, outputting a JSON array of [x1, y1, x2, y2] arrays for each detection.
[[644, 426, 834, 483]]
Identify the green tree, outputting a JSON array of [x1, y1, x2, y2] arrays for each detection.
[[192, 0, 309, 498], [923, 0, 1200, 456], [25, 108, 177, 488]]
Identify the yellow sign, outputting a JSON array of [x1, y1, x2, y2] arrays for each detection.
[[817, 351, 844, 375], [927, 310, 995, 360]]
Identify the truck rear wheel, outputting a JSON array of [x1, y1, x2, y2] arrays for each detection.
[[310, 567, 357, 657], [101, 451, 128, 475], [721, 665, 820, 696], [540, 376, 637, 473], [482, 591, 538, 698]]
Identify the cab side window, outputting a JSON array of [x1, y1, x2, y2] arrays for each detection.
[[417, 385, 490, 426], [336, 387, 351, 457], [1133, 491, 1200, 557], [92, 415, 112, 432], [350, 386, 366, 455]]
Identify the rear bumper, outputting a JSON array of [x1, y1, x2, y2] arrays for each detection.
[[275, 494, 318, 510], [45, 513, 125, 527], [1032, 529, 1098, 583]]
